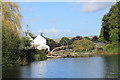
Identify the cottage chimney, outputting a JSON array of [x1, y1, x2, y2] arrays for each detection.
[[41, 33, 43, 36], [31, 34, 33, 37]]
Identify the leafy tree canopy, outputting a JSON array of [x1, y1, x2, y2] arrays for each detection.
[[46, 37, 56, 50], [99, 2, 120, 43], [2, 2, 24, 67]]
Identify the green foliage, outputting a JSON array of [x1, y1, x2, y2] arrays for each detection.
[[46, 37, 56, 50], [59, 37, 71, 45], [98, 37, 107, 43], [2, 2, 23, 67], [104, 42, 119, 50], [98, 2, 120, 54], [19, 37, 31, 50], [99, 2, 120, 43], [2, 2, 47, 67], [109, 33, 119, 43], [84, 37, 90, 40], [72, 39, 94, 52], [34, 49, 47, 61], [71, 36, 83, 43]]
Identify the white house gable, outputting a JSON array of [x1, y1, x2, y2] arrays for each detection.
[[27, 33, 50, 51], [33, 34, 46, 45]]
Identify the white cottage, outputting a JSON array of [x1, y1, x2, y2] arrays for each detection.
[[27, 33, 50, 51]]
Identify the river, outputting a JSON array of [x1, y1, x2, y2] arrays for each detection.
[[2, 55, 119, 78]]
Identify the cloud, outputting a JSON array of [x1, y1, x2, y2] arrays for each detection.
[[81, 2, 114, 13], [33, 28, 71, 34], [32, 28, 76, 39], [67, 0, 115, 13]]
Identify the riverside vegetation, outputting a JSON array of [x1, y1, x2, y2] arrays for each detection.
[[98, 2, 120, 55], [2, 1, 120, 67], [2, 2, 48, 67]]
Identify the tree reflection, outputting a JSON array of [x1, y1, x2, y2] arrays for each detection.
[[103, 55, 119, 78]]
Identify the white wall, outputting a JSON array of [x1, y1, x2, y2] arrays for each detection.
[[37, 44, 50, 51], [27, 34, 50, 51], [33, 34, 46, 45]]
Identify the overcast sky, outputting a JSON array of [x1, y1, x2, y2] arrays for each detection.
[[17, 2, 115, 39]]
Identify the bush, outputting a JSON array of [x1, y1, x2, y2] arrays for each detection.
[[98, 37, 107, 43], [72, 39, 94, 52], [104, 42, 120, 53], [2, 49, 48, 67], [34, 49, 48, 61], [59, 37, 71, 46], [91, 36, 99, 42], [84, 37, 90, 40], [46, 37, 56, 50], [71, 36, 82, 43]]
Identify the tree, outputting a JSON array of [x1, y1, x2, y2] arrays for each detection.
[[59, 37, 71, 46], [19, 37, 31, 50], [46, 37, 56, 50], [99, 2, 120, 43], [2, 2, 23, 66], [2, 2, 22, 36]]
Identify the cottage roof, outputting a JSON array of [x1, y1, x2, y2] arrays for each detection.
[[34, 34, 46, 40]]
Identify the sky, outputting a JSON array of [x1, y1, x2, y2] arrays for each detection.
[[18, 2, 115, 39]]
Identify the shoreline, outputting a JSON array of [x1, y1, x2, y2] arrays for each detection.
[[46, 51, 120, 60], [46, 52, 95, 60]]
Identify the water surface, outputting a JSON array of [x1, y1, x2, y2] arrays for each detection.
[[3, 55, 119, 78]]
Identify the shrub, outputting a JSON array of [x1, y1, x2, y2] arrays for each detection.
[[59, 37, 71, 46], [72, 39, 94, 52], [91, 36, 99, 42], [104, 42, 120, 53], [46, 37, 56, 50], [84, 37, 90, 40], [71, 36, 82, 43], [104, 42, 118, 50], [34, 49, 48, 61], [98, 37, 107, 43]]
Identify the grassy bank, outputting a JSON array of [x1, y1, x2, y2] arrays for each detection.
[[93, 42, 120, 55]]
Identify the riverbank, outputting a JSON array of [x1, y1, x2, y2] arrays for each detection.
[[95, 51, 120, 56], [47, 51, 95, 59], [46, 49, 120, 60]]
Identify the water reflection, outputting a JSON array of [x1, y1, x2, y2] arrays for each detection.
[[20, 61, 47, 78], [2, 55, 119, 78], [2, 66, 21, 78], [102, 55, 118, 78]]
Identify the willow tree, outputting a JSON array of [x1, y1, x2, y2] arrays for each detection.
[[2, 2, 23, 66], [2, 2, 22, 35]]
